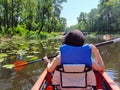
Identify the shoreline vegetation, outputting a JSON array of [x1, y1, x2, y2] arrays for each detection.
[[0, 32, 62, 51], [0, 32, 62, 42], [0, 32, 120, 45]]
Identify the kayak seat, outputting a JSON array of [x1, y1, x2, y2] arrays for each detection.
[[54, 64, 97, 90]]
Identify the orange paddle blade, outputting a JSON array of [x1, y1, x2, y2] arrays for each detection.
[[14, 65, 26, 71], [14, 60, 28, 71]]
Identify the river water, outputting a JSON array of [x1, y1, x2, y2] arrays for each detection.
[[0, 37, 120, 90]]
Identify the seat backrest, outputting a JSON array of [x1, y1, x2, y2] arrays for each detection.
[[58, 64, 91, 88]]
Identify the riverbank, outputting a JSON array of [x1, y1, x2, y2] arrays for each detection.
[[0, 33, 120, 47], [87, 33, 120, 40]]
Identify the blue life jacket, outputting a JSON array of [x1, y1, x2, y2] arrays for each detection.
[[60, 44, 92, 67]]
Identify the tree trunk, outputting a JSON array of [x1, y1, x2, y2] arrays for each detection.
[[11, 0, 14, 29]]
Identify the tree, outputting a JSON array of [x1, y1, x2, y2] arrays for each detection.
[[36, 0, 67, 34], [77, 12, 88, 31], [0, 3, 4, 31], [77, 0, 120, 34]]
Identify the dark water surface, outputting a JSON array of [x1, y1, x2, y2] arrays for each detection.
[[0, 37, 120, 90]]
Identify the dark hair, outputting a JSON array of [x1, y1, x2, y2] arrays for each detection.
[[62, 29, 85, 46]]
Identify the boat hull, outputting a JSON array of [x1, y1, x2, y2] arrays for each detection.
[[31, 68, 120, 90]]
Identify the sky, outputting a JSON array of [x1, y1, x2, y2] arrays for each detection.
[[60, 0, 100, 27]]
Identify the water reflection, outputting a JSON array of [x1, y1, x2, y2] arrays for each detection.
[[0, 37, 120, 90], [88, 38, 120, 86]]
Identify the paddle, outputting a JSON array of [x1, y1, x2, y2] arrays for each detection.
[[95, 38, 120, 47], [14, 54, 58, 71], [14, 38, 120, 71]]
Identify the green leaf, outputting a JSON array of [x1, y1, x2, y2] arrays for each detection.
[[29, 56, 38, 61], [0, 58, 4, 62], [33, 51, 40, 54], [0, 53, 8, 58], [16, 49, 26, 55], [26, 55, 34, 58], [2, 64, 14, 69]]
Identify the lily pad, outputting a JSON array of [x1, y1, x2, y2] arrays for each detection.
[[3, 64, 14, 69], [54, 47, 59, 50], [16, 49, 26, 55], [0, 53, 8, 58], [33, 51, 40, 54], [19, 44, 24, 46], [50, 42, 55, 44], [0, 58, 4, 62], [26, 55, 34, 58], [8, 52, 16, 55], [29, 56, 38, 61]]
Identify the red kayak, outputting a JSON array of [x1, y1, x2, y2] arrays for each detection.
[[32, 68, 120, 90]]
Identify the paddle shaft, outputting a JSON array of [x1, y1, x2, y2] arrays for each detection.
[[27, 54, 58, 64], [95, 38, 120, 47], [14, 53, 58, 69]]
